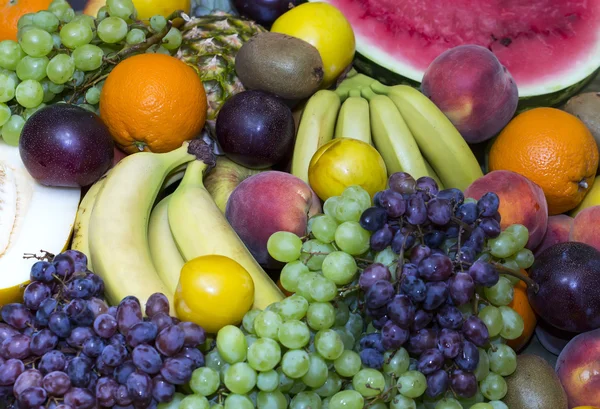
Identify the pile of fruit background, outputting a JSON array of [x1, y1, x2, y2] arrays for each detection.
[[1, 0, 600, 409]]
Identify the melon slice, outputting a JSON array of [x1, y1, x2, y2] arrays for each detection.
[[0, 142, 80, 305], [318, 0, 600, 105]]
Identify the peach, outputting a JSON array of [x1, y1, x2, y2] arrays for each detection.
[[570, 206, 600, 251], [535, 214, 574, 257], [465, 170, 548, 250], [225, 171, 322, 268], [421, 44, 519, 144], [556, 328, 600, 408]]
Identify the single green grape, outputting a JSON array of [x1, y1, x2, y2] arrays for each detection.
[[478, 305, 503, 338], [334, 221, 370, 255], [334, 302, 350, 326], [310, 275, 338, 303], [389, 394, 416, 409], [156, 392, 184, 409], [323, 196, 341, 218], [97, 17, 128, 44], [313, 372, 342, 398], [344, 312, 364, 341], [278, 320, 310, 349], [382, 348, 410, 377], [277, 294, 309, 321], [17, 13, 36, 29], [216, 325, 247, 364], [488, 401, 509, 409], [513, 248, 535, 269], [107, 0, 136, 19], [487, 344, 517, 376], [488, 233, 519, 258], [352, 369, 385, 397], [72, 44, 104, 72], [469, 404, 494, 409], [60, 21, 93, 49], [0, 40, 26, 71], [71, 14, 96, 30], [290, 391, 322, 409], [190, 367, 220, 396], [498, 305, 524, 340], [479, 372, 507, 400], [257, 370, 279, 392], [85, 87, 101, 105], [46, 53, 75, 84], [247, 337, 281, 372], [179, 395, 210, 409], [23, 103, 46, 120], [281, 349, 310, 379], [396, 370, 427, 399], [223, 362, 257, 394], [204, 349, 225, 372], [1, 115, 25, 146], [267, 231, 303, 263], [15, 79, 43, 108], [32, 11, 60, 32], [307, 302, 335, 331], [15, 56, 47, 81], [254, 310, 283, 340], [299, 239, 335, 270], [150, 15, 168, 32], [19, 27, 53, 57], [314, 329, 344, 360], [484, 277, 514, 306], [322, 251, 358, 285], [333, 350, 361, 378], [433, 398, 462, 409], [295, 272, 318, 302], [162, 27, 183, 50], [126, 28, 146, 45], [328, 390, 364, 409], [374, 246, 397, 269], [504, 224, 529, 250], [301, 353, 329, 388], [334, 197, 363, 223], [311, 214, 338, 243], [256, 390, 287, 409], [332, 326, 355, 351]]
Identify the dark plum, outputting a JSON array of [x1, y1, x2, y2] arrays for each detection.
[[233, 0, 300, 27], [19, 104, 114, 187], [216, 90, 295, 169]]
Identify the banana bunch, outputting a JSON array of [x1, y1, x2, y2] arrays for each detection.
[[291, 71, 483, 191], [72, 140, 284, 312]]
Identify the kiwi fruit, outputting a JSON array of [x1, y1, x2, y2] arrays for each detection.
[[503, 354, 568, 409], [235, 32, 324, 100], [563, 92, 600, 171]]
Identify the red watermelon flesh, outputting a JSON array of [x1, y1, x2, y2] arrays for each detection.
[[328, 0, 600, 97]]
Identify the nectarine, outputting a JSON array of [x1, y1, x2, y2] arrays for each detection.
[[534, 214, 573, 257], [570, 206, 600, 251]]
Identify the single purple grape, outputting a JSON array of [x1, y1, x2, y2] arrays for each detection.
[[407, 328, 438, 356], [448, 272, 475, 306], [450, 369, 478, 398], [1, 303, 33, 329], [145, 293, 170, 318], [422, 282, 448, 311], [370, 224, 394, 251], [359, 333, 385, 353], [412, 310, 434, 332], [436, 305, 464, 330], [468, 260, 499, 287], [427, 198, 452, 225], [454, 340, 480, 372], [437, 328, 463, 359], [417, 348, 445, 375], [462, 316, 490, 347], [388, 172, 416, 194], [406, 195, 428, 225], [381, 320, 410, 350], [418, 253, 453, 282], [359, 348, 384, 370], [365, 280, 395, 309], [359, 207, 388, 231], [426, 369, 449, 398], [477, 192, 500, 217], [387, 294, 416, 329]]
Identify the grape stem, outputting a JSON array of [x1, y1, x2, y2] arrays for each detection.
[[450, 216, 474, 232], [491, 263, 539, 293], [23, 250, 55, 262]]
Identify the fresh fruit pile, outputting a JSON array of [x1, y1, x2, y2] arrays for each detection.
[[0, 0, 186, 146], [0, 250, 207, 409]]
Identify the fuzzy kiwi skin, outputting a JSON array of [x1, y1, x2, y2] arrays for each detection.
[[503, 354, 568, 409], [563, 92, 600, 174], [235, 32, 324, 100]]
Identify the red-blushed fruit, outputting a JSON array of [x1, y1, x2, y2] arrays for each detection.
[[556, 328, 600, 408], [534, 214, 573, 257], [528, 242, 600, 333], [421, 44, 518, 144], [464, 170, 548, 250], [570, 205, 600, 251], [19, 105, 114, 188], [225, 171, 321, 268]]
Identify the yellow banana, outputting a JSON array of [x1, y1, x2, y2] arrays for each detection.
[[168, 160, 284, 310], [89, 142, 201, 308], [424, 159, 444, 189], [334, 94, 371, 145], [291, 90, 341, 183], [362, 88, 431, 180], [71, 176, 106, 271], [148, 194, 185, 294], [372, 82, 483, 191]]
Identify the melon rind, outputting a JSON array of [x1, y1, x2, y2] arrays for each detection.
[[315, 0, 600, 108], [0, 142, 80, 305]]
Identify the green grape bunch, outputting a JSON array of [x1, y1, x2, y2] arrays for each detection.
[[0, 0, 186, 146]]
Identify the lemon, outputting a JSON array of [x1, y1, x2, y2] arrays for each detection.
[[84, 0, 191, 20], [271, 2, 355, 87], [308, 138, 387, 201]]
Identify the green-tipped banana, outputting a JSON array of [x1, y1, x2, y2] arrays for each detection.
[[291, 90, 341, 183], [88, 142, 201, 308], [334, 95, 371, 145], [362, 88, 431, 180], [148, 195, 185, 294], [372, 82, 483, 191], [335, 73, 377, 101]]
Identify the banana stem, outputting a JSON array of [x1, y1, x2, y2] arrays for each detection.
[[360, 87, 377, 101], [370, 81, 392, 95]]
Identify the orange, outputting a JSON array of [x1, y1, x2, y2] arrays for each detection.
[[0, 0, 53, 41], [99, 53, 207, 154], [489, 107, 599, 215], [507, 270, 537, 352]]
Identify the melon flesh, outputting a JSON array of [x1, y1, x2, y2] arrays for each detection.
[[326, 0, 600, 97]]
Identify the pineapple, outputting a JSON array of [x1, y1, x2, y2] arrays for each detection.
[[176, 12, 266, 136]]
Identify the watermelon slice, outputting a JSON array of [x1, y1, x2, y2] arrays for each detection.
[[317, 0, 600, 106]]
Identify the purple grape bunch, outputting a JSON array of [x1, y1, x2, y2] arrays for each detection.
[[0, 250, 206, 409], [356, 173, 502, 399]]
